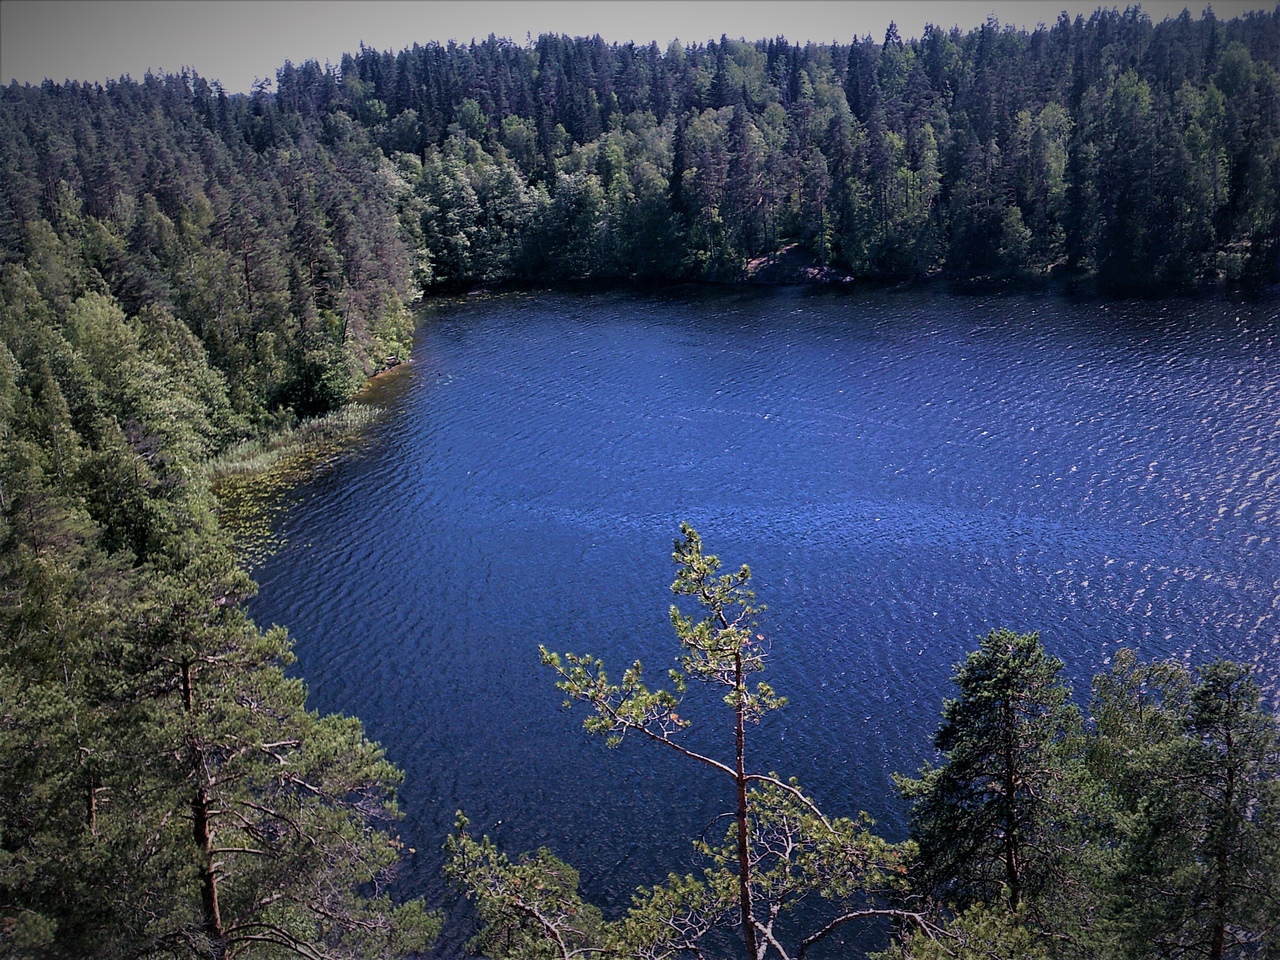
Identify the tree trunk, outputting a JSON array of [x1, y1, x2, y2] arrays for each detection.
[[734, 651, 758, 960], [193, 785, 225, 958], [1002, 697, 1021, 911], [183, 659, 225, 957]]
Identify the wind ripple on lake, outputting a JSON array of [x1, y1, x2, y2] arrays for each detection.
[[248, 287, 1280, 929]]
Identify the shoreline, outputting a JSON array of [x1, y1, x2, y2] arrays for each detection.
[[206, 271, 1276, 565], [205, 404, 385, 568], [203, 403, 382, 481], [426, 257, 1280, 303], [428, 269, 1280, 306]]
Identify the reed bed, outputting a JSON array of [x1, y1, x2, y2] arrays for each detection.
[[203, 404, 380, 480]]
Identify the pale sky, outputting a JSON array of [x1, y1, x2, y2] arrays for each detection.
[[1, 0, 1270, 94]]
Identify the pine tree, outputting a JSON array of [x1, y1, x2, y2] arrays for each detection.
[[1091, 654, 1280, 960], [452, 526, 911, 960], [896, 629, 1079, 914], [0, 266, 438, 959]]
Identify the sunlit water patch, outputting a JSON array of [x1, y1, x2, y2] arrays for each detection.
[[245, 286, 1279, 944]]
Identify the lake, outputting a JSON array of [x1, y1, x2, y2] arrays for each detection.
[[244, 285, 1279, 937]]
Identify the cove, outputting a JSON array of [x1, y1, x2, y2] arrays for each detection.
[[244, 285, 1279, 925]]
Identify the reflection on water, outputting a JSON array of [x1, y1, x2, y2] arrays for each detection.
[[246, 286, 1280, 940]]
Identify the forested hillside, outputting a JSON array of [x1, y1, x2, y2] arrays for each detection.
[[334, 5, 1280, 291], [1, 5, 1279, 959], [1, 7, 1277, 438]]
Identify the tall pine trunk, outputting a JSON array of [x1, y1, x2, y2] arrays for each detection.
[[192, 784, 225, 956], [183, 660, 225, 957], [1208, 730, 1237, 960], [734, 649, 757, 959], [1002, 695, 1021, 911]]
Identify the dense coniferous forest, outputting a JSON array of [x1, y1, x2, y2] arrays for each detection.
[[1, 4, 1279, 958]]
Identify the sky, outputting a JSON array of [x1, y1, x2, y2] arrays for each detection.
[[1, 0, 1271, 95]]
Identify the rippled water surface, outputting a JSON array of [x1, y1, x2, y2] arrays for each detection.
[[246, 286, 1279, 927]]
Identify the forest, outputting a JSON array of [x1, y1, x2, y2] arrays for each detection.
[[0, 3, 1278, 957]]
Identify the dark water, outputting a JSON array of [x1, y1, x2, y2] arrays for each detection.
[[246, 285, 1279, 934]]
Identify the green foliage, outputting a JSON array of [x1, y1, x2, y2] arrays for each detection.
[[873, 900, 1051, 960], [460, 526, 913, 960], [460, 523, 1280, 960], [446, 813, 610, 960], [5, 9, 1279, 316], [668, 523, 782, 716], [886, 643, 1280, 960], [3, 12, 1280, 959], [1087, 652, 1280, 960], [1, 70, 418, 435], [896, 630, 1080, 914], [321, 9, 1280, 290], [0, 237, 437, 957], [541, 523, 783, 760]]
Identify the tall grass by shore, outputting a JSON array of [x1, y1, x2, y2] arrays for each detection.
[[203, 404, 381, 480], [206, 403, 383, 568]]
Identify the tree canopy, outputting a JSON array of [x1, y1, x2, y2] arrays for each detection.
[[2, 6, 1279, 958]]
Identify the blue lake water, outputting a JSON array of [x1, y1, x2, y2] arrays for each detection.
[[245, 285, 1279, 937]]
